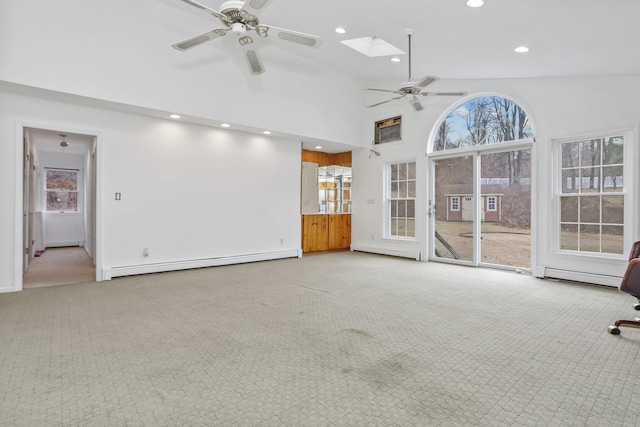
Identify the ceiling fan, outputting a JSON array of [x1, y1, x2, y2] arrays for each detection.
[[172, 0, 322, 75], [367, 28, 466, 111]]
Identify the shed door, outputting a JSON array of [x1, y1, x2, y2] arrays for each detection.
[[462, 196, 474, 221]]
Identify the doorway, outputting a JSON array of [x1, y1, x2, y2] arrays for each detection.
[[22, 127, 97, 288], [430, 148, 532, 270]]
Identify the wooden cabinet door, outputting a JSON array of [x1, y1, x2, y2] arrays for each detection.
[[328, 214, 351, 250], [302, 215, 329, 252]]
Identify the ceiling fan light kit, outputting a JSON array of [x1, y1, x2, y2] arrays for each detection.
[[366, 28, 466, 111], [173, 0, 322, 75]]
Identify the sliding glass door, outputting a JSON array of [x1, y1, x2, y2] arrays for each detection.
[[432, 156, 475, 263], [430, 148, 531, 270]]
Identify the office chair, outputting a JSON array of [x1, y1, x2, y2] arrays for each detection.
[[608, 242, 640, 335], [628, 240, 640, 262]]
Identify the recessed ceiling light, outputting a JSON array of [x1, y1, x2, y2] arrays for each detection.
[[169, 114, 181, 119], [315, 145, 323, 150], [466, 0, 484, 7], [334, 27, 346, 34], [221, 123, 230, 128], [391, 57, 401, 62], [514, 46, 530, 53], [263, 130, 271, 135]]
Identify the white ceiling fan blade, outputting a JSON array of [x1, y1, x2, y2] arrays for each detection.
[[367, 96, 405, 108], [416, 75, 438, 88], [241, 0, 274, 17], [266, 26, 322, 48], [172, 28, 226, 51], [179, 0, 229, 22], [418, 91, 467, 97], [240, 39, 265, 75], [366, 88, 402, 95], [409, 96, 424, 111]]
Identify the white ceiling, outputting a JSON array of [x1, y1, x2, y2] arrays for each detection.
[[28, 128, 93, 157], [168, 0, 640, 82], [15, 0, 640, 155]]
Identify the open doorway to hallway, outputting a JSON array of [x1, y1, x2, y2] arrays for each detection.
[[22, 127, 97, 288], [23, 247, 95, 288]]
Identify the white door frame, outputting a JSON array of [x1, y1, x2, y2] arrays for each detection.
[[428, 140, 534, 270], [14, 120, 103, 291]]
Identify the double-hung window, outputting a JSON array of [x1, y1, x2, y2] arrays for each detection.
[[558, 135, 624, 254], [45, 168, 79, 212], [388, 161, 416, 238]]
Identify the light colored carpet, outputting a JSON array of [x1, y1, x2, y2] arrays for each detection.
[[1, 251, 639, 426], [23, 247, 95, 288]]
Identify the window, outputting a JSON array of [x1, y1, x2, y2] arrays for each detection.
[[558, 136, 624, 254], [388, 161, 416, 238], [45, 168, 78, 212], [434, 96, 533, 151], [450, 197, 460, 211], [375, 116, 402, 144], [487, 196, 497, 211]]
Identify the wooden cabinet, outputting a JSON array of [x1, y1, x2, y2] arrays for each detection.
[[302, 214, 351, 253], [302, 214, 328, 253], [328, 214, 351, 250]]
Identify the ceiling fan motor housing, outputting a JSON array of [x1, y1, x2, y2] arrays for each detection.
[[231, 22, 246, 35], [399, 81, 420, 94]]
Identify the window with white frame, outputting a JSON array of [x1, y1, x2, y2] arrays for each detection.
[[558, 135, 624, 254], [434, 96, 533, 151], [487, 196, 497, 211], [450, 196, 460, 211], [45, 168, 79, 212], [388, 161, 416, 238]]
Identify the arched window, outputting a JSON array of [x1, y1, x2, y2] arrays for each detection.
[[434, 96, 533, 151]]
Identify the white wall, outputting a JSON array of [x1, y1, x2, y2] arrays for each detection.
[[354, 75, 640, 285], [0, 88, 304, 292]]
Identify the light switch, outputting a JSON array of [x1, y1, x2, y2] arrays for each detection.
[[115, 192, 121, 200]]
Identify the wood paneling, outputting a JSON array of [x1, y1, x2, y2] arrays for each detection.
[[328, 214, 351, 250], [302, 214, 350, 252], [332, 151, 352, 167], [302, 214, 328, 253], [301, 149, 352, 253], [302, 150, 352, 167]]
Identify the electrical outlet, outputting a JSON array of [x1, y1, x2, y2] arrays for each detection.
[[143, 247, 149, 257], [280, 238, 284, 244]]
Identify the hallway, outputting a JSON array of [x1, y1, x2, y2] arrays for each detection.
[[23, 247, 95, 289]]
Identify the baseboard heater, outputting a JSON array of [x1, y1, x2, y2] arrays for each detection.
[[543, 268, 621, 288], [101, 249, 302, 280], [350, 244, 422, 261]]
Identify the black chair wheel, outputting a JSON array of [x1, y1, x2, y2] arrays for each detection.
[[608, 326, 621, 335]]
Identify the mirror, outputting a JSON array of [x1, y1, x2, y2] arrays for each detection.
[[318, 165, 351, 213]]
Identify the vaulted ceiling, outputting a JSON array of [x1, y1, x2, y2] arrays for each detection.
[[167, 0, 640, 81]]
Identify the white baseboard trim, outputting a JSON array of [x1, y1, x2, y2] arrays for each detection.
[[544, 268, 621, 287], [101, 249, 302, 281], [46, 241, 84, 248], [0, 285, 18, 294], [350, 244, 421, 261]]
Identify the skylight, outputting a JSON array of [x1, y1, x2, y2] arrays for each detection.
[[340, 36, 405, 58]]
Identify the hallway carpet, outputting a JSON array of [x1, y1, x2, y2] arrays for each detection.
[[23, 247, 95, 288]]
